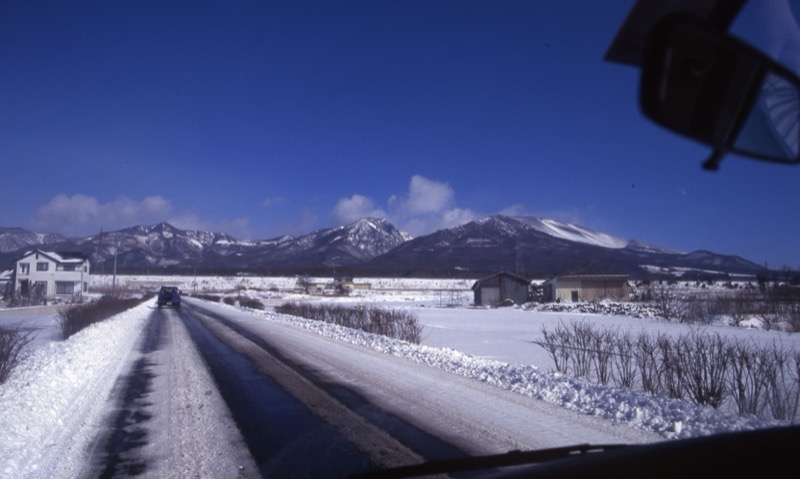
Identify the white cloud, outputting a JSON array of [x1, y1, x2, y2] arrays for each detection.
[[32, 194, 174, 235], [403, 175, 454, 215], [439, 208, 479, 229], [333, 194, 387, 224], [498, 204, 529, 217], [331, 175, 479, 236], [31, 193, 262, 238]]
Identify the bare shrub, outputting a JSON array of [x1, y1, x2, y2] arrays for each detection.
[[650, 282, 687, 322], [683, 297, 716, 325], [612, 330, 637, 389], [592, 328, 616, 385], [535, 320, 799, 422], [677, 331, 729, 408], [784, 302, 800, 332], [636, 333, 661, 395], [275, 302, 422, 344], [59, 296, 144, 339], [534, 322, 571, 374], [236, 296, 265, 310], [761, 343, 800, 422], [728, 339, 768, 417], [0, 325, 35, 384], [657, 333, 684, 400], [569, 321, 595, 379]]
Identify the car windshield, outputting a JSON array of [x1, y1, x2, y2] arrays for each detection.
[[0, 1, 799, 478]]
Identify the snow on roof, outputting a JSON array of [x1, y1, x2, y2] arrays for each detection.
[[18, 249, 88, 264]]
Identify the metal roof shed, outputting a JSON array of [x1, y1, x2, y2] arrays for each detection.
[[472, 272, 531, 307]]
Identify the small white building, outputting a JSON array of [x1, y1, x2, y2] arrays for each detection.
[[13, 250, 90, 301]]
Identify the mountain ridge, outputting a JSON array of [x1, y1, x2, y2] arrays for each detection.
[[0, 215, 766, 278]]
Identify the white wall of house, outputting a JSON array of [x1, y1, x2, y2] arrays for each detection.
[[15, 251, 90, 300]]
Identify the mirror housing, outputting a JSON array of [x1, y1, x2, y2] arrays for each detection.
[[640, 15, 800, 169]]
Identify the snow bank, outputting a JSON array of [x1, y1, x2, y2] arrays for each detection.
[[0, 302, 149, 479]]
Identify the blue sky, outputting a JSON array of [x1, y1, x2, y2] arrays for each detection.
[[1, 0, 798, 269]]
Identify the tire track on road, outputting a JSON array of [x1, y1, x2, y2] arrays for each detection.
[[181, 303, 428, 477]]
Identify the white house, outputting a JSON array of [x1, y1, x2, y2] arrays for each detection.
[[14, 250, 90, 301]]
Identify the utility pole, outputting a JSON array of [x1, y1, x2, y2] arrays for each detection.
[[112, 236, 118, 296]]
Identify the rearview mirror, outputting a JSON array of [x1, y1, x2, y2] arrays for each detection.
[[640, 16, 800, 169]]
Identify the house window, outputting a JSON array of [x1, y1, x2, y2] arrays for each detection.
[[19, 263, 30, 274], [61, 264, 77, 272], [56, 281, 75, 294], [36, 262, 49, 271]]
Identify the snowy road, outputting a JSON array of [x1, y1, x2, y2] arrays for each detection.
[[2, 298, 673, 478], [171, 299, 659, 477]]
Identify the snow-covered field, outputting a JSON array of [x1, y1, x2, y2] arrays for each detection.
[[1, 275, 798, 478]]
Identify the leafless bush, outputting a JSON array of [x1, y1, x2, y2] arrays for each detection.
[[569, 321, 595, 379], [728, 339, 768, 417], [676, 331, 729, 408], [649, 282, 687, 322], [656, 333, 684, 400], [275, 302, 423, 344], [534, 322, 571, 374], [636, 333, 661, 395], [592, 328, 616, 385], [761, 343, 800, 422], [784, 303, 800, 333], [0, 325, 35, 384], [612, 330, 637, 389], [236, 296, 265, 310], [683, 297, 717, 325], [59, 296, 144, 339], [534, 320, 800, 422]]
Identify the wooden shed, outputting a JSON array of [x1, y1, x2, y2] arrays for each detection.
[[542, 274, 630, 303], [472, 272, 531, 306]]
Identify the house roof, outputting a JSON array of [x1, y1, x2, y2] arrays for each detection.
[[471, 271, 530, 290], [18, 249, 88, 264], [544, 274, 630, 284]]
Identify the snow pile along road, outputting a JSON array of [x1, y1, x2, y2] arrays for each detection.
[[0, 303, 148, 478]]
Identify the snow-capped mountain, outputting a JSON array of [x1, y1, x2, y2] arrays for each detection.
[[364, 215, 763, 277], [0, 218, 411, 274], [0, 215, 765, 278], [0, 227, 65, 253]]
